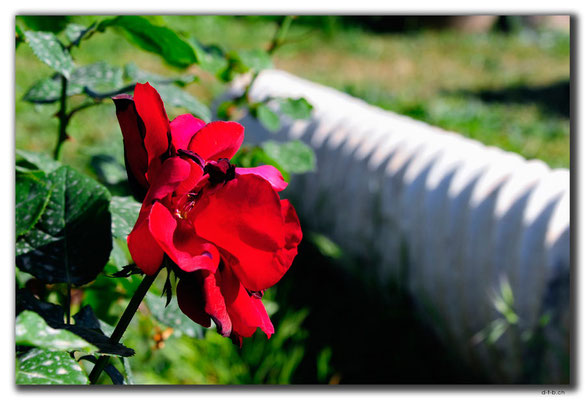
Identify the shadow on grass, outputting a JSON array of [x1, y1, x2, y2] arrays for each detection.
[[449, 80, 570, 119], [275, 237, 486, 384]]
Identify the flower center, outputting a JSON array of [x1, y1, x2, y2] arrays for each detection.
[[175, 192, 200, 220], [204, 158, 236, 186]]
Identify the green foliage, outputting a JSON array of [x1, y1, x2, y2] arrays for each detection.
[[65, 23, 89, 45], [307, 232, 343, 259], [16, 149, 60, 173], [124, 62, 196, 86], [14, 14, 326, 386], [70, 62, 124, 92], [231, 145, 288, 180], [22, 77, 63, 103], [316, 346, 333, 382], [16, 310, 97, 353], [278, 97, 313, 119], [145, 293, 204, 339], [261, 140, 316, 175], [17, 290, 135, 357], [109, 196, 141, 240], [15, 171, 52, 237], [124, 301, 311, 384], [155, 84, 211, 122], [19, 16, 71, 33], [254, 103, 281, 132], [16, 165, 112, 285], [231, 139, 316, 183], [24, 31, 74, 79], [24, 62, 124, 103], [15, 24, 25, 48], [190, 39, 228, 76], [98, 16, 197, 69], [492, 278, 519, 325], [230, 49, 273, 73], [252, 97, 313, 132], [16, 348, 88, 385]]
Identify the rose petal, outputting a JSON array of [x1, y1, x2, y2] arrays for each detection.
[[112, 94, 149, 199], [170, 114, 206, 152], [219, 267, 274, 339], [187, 121, 244, 161], [174, 159, 204, 198], [149, 202, 220, 273], [127, 157, 191, 275], [127, 207, 164, 276], [202, 271, 232, 336], [177, 272, 211, 329], [277, 199, 303, 270], [143, 157, 192, 205], [236, 165, 288, 192], [193, 174, 300, 291], [134, 82, 171, 179], [177, 270, 232, 337]]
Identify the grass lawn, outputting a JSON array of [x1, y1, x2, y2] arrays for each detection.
[[16, 16, 570, 168], [165, 16, 570, 167]]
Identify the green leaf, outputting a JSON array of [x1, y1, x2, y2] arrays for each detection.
[[90, 154, 127, 186], [16, 289, 64, 322], [124, 63, 196, 86], [99, 16, 196, 68], [108, 240, 132, 270], [190, 39, 228, 76], [16, 24, 25, 48], [16, 171, 52, 237], [15, 268, 35, 289], [64, 23, 96, 47], [16, 149, 61, 173], [23, 62, 124, 103], [65, 23, 87, 43], [279, 97, 313, 119], [500, 278, 515, 306], [16, 311, 97, 353], [24, 31, 74, 79], [155, 84, 211, 122], [17, 290, 135, 357], [16, 166, 112, 285], [256, 103, 281, 132], [231, 145, 288, 180], [16, 348, 88, 385], [73, 305, 103, 332], [231, 49, 273, 73], [487, 319, 508, 344], [77, 354, 125, 384], [110, 196, 141, 240], [71, 62, 124, 92], [19, 16, 70, 33], [261, 140, 316, 174], [217, 100, 235, 120], [22, 77, 65, 103], [307, 232, 342, 259], [121, 357, 134, 384], [145, 293, 204, 339]]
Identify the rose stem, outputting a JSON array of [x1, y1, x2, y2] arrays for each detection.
[[88, 266, 161, 384], [66, 283, 71, 325]]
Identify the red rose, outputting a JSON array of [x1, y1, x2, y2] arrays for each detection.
[[113, 83, 302, 344]]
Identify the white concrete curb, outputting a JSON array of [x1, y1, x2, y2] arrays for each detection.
[[230, 69, 570, 383]]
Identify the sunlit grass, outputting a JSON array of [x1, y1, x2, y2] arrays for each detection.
[[16, 16, 570, 169]]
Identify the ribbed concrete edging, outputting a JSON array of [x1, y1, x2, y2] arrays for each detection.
[[228, 69, 570, 383]]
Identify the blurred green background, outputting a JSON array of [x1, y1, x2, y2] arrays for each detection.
[[15, 15, 570, 384]]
